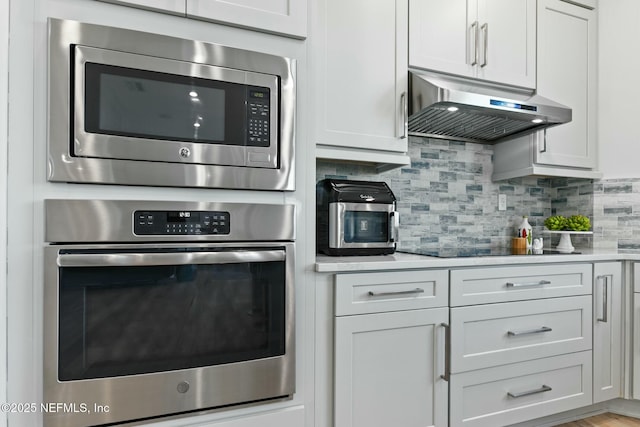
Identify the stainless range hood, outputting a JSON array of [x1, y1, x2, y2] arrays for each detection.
[[408, 70, 572, 144]]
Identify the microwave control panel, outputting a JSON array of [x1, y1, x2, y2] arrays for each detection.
[[134, 210, 230, 235], [247, 88, 270, 147]]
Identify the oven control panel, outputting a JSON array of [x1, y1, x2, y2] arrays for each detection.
[[134, 210, 230, 235]]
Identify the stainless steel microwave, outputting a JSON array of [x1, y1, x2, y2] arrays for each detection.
[[47, 18, 296, 190]]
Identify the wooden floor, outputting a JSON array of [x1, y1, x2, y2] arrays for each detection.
[[554, 413, 640, 426]]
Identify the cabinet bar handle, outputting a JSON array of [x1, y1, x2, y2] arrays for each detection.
[[597, 275, 609, 323], [399, 92, 408, 139], [506, 280, 551, 288], [539, 130, 548, 153], [440, 322, 450, 382], [469, 21, 479, 66], [367, 288, 425, 297], [507, 326, 552, 337], [508, 385, 552, 399], [480, 23, 488, 67]]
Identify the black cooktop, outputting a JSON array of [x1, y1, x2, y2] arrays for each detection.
[[399, 248, 581, 258]]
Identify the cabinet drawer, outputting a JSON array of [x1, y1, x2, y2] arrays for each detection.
[[450, 263, 592, 306], [450, 296, 592, 372], [450, 351, 592, 427], [335, 270, 448, 316]]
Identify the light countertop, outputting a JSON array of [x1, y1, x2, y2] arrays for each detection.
[[315, 249, 640, 273]]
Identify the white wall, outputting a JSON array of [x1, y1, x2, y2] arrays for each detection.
[[598, 1, 640, 179]]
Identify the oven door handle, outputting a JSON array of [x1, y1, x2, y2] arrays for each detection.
[[57, 250, 286, 267]]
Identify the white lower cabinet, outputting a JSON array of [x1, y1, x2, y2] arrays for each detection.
[[333, 269, 449, 427], [450, 351, 592, 427], [592, 262, 623, 403], [449, 263, 594, 427], [334, 308, 449, 427], [632, 263, 640, 400], [450, 295, 592, 373]]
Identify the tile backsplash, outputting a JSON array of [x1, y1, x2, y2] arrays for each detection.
[[318, 136, 640, 251], [317, 137, 562, 251]]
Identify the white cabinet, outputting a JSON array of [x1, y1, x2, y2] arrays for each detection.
[[335, 309, 448, 427], [409, 0, 536, 89], [186, 0, 307, 39], [592, 262, 623, 403], [449, 263, 593, 427], [97, 0, 185, 15], [632, 263, 640, 400], [450, 263, 592, 306], [450, 296, 592, 373], [450, 351, 592, 427], [97, 0, 307, 38], [311, 0, 410, 171], [492, 0, 600, 180], [333, 270, 449, 427]]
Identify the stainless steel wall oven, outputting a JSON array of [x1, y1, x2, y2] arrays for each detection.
[[48, 18, 296, 190], [43, 200, 295, 427]]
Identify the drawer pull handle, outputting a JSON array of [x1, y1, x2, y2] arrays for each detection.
[[506, 280, 551, 288], [508, 385, 552, 399], [507, 326, 552, 337], [367, 288, 425, 297]]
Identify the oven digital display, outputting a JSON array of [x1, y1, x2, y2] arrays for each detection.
[[167, 211, 201, 223], [134, 210, 230, 235]]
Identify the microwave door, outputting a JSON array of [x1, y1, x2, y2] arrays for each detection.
[[73, 46, 279, 169], [329, 203, 395, 249]]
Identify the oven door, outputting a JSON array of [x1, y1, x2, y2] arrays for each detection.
[[43, 242, 294, 427], [328, 202, 399, 249], [74, 46, 279, 169]]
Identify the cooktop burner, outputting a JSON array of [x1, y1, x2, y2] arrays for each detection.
[[399, 248, 581, 258]]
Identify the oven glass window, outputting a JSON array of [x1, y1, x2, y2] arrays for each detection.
[[84, 63, 264, 146], [343, 211, 389, 243], [57, 250, 286, 381]]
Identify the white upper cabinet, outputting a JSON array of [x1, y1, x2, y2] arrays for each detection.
[[311, 0, 410, 169], [492, 0, 600, 180], [97, 0, 307, 39], [535, 0, 597, 169], [409, 0, 536, 89], [187, 0, 307, 39], [97, 0, 185, 15]]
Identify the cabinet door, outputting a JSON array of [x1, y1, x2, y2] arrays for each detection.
[[634, 292, 640, 400], [335, 308, 449, 427], [313, 0, 408, 153], [535, 0, 597, 169], [186, 0, 307, 39], [409, 0, 476, 79], [476, 0, 536, 88], [593, 262, 623, 403], [97, 0, 185, 15]]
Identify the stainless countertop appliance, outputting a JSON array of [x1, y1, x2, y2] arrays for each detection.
[[48, 18, 296, 190], [317, 179, 398, 256], [43, 200, 295, 427]]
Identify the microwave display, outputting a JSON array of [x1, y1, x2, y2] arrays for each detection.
[[84, 63, 270, 148]]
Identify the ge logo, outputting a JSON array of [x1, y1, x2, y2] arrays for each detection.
[[179, 147, 191, 158]]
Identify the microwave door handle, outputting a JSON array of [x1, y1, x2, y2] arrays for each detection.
[[57, 250, 285, 267], [389, 211, 399, 243]]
